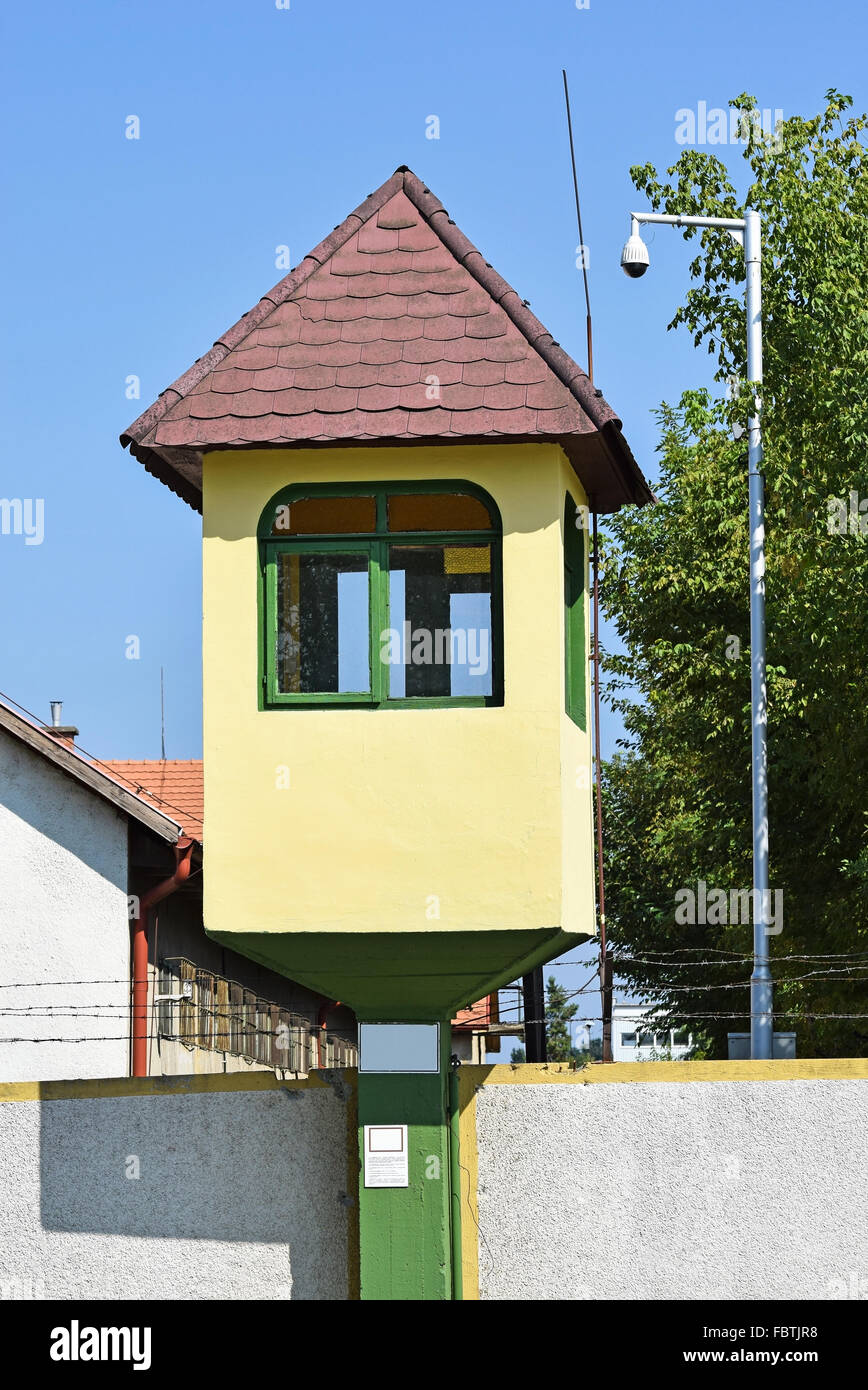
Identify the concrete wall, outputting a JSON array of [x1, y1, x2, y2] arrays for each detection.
[[464, 1062, 868, 1301], [3, 1061, 866, 1302], [0, 731, 130, 1081], [0, 1074, 353, 1300]]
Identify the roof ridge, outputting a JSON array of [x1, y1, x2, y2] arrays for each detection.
[[103, 758, 203, 766], [120, 171, 406, 458], [398, 170, 615, 435]]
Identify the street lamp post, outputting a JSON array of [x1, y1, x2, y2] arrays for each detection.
[[621, 209, 773, 1061]]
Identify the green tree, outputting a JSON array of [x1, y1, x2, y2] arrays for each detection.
[[545, 976, 579, 1061], [603, 92, 868, 1057]]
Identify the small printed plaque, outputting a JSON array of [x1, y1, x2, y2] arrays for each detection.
[[364, 1124, 409, 1188]]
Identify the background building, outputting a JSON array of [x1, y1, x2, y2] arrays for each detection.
[[0, 696, 355, 1081], [611, 1002, 694, 1063]]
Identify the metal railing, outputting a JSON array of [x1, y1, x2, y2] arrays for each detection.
[[156, 957, 357, 1073]]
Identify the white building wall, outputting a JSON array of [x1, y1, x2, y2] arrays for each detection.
[[0, 731, 130, 1081], [612, 1005, 693, 1063]]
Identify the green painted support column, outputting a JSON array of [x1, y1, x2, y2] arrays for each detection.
[[357, 1020, 453, 1301]]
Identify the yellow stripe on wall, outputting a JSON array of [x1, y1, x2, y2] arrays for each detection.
[[460, 1058, 868, 1086], [458, 1067, 481, 1301], [0, 1071, 334, 1104]]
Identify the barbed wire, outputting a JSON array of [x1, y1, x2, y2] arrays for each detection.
[[2, 1010, 868, 1044], [1, 956, 866, 1033], [499, 1010, 868, 1028], [533, 949, 868, 967], [613, 951, 868, 965], [0, 978, 132, 989], [492, 967, 868, 1022]]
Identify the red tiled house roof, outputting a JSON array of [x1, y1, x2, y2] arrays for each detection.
[[452, 998, 493, 1031], [102, 760, 204, 842], [121, 167, 651, 513]]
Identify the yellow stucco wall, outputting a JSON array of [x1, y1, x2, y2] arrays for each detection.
[[202, 444, 595, 942]]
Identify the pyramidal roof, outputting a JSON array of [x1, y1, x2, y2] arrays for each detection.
[[121, 167, 652, 513]]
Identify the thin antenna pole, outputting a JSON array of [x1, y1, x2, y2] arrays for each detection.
[[564, 75, 609, 1057], [562, 69, 593, 384], [160, 667, 166, 761]]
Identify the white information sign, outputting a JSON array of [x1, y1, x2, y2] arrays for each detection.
[[364, 1124, 409, 1188]]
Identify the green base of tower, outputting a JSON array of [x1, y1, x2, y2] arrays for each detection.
[[356, 1019, 454, 1301]]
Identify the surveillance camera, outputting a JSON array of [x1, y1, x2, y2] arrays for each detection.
[[620, 233, 649, 278]]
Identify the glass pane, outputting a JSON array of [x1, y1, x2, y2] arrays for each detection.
[[359, 1023, 441, 1073], [388, 492, 492, 533], [564, 492, 587, 730], [276, 552, 370, 694], [384, 544, 492, 698], [271, 495, 376, 536]]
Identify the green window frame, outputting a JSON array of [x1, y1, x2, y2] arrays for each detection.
[[564, 492, 587, 730], [258, 481, 503, 709]]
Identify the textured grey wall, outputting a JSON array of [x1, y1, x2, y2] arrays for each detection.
[[475, 1079, 868, 1301], [0, 1083, 351, 1300]]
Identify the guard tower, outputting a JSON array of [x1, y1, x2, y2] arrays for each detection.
[[122, 166, 652, 1300]]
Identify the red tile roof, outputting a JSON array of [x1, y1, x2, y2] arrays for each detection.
[[122, 167, 652, 514], [102, 761, 204, 842], [452, 997, 493, 1031]]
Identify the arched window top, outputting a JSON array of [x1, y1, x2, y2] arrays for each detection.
[[258, 481, 501, 540]]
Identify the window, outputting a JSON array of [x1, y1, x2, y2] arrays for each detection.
[[620, 1032, 637, 1048], [259, 483, 502, 708], [564, 493, 587, 729]]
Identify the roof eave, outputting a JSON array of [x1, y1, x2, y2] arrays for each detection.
[[125, 425, 653, 517], [0, 701, 189, 844]]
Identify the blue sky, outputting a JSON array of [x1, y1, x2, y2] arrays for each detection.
[[1, 0, 863, 1032]]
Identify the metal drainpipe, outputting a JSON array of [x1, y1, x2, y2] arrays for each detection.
[[317, 999, 341, 1069], [131, 837, 194, 1078]]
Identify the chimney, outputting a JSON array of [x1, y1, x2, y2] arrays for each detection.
[[44, 701, 79, 746]]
